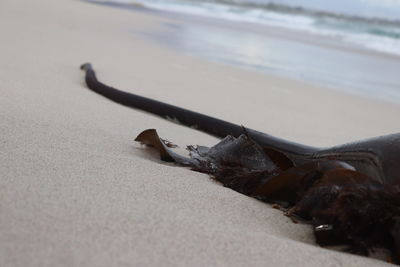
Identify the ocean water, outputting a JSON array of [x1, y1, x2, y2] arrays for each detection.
[[93, 0, 400, 56], [86, 0, 400, 103]]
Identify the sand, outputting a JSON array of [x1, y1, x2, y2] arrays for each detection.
[[1, 0, 400, 266]]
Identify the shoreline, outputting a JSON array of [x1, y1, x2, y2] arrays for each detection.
[[1, 0, 399, 266], [88, 1, 400, 105], [91, 0, 400, 60]]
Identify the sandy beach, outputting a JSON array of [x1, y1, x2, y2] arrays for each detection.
[[1, 0, 400, 266]]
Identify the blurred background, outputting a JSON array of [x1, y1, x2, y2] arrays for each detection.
[[90, 0, 400, 103]]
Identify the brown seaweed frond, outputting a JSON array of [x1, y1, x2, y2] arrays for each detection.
[[305, 185, 400, 253], [134, 128, 400, 263]]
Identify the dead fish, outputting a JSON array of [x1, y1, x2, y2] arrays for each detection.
[[80, 63, 400, 263]]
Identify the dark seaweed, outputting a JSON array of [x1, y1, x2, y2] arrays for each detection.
[[81, 63, 400, 264], [136, 129, 400, 264]]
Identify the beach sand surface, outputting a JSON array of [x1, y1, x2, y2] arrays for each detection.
[[1, 0, 400, 266]]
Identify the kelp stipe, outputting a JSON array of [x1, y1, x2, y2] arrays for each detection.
[[81, 63, 400, 263]]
